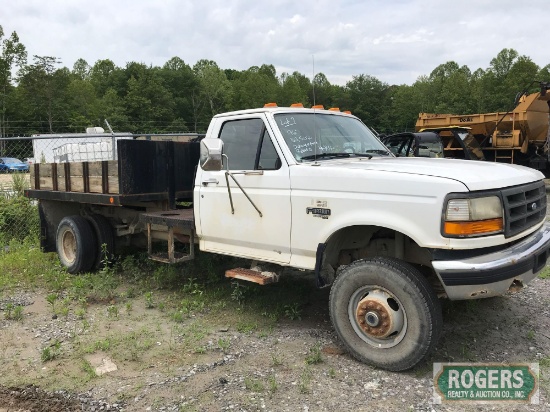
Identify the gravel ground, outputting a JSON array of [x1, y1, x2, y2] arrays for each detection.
[[0, 273, 549, 412]]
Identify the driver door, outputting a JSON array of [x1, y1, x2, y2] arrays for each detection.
[[197, 116, 291, 264]]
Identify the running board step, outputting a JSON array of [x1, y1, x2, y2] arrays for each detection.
[[225, 268, 279, 285]]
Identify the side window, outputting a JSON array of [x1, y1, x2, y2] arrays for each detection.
[[258, 129, 281, 170], [383, 136, 411, 157], [219, 118, 281, 171]]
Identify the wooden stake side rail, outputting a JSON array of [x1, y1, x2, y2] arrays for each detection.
[[31, 161, 119, 194]]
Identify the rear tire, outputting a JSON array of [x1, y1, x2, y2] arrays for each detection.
[[56, 216, 96, 274], [329, 257, 442, 371], [86, 214, 115, 271]]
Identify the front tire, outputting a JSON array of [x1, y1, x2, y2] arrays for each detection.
[[56, 216, 96, 274], [329, 257, 442, 371]]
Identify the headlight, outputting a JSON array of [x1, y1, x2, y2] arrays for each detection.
[[443, 196, 503, 237]]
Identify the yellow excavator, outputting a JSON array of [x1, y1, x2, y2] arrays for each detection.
[[415, 82, 550, 170]]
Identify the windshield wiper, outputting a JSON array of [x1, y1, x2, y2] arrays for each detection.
[[364, 149, 391, 156], [301, 153, 352, 161]]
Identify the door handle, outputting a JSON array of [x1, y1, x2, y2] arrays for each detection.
[[202, 178, 219, 186]]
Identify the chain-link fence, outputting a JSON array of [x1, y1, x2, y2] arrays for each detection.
[[0, 131, 203, 246]]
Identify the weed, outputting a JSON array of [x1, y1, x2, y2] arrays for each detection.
[[244, 376, 264, 392], [74, 308, 86, 319], [236, 321, 258, 334], [172, 311, 185, 323], [305, 343, 323, 365], [126, 287, 137, 299], [58, 297, 71, 318], [12, 305, 23, 320], [144, 291, 155, 309], [125, 302, 133, 314], [89, 270, 119, 301], [179, 297, 205, 315], [107, 305, 119, 318], [268, 374, 278, 394], [258, 329, 270, 339], [3, 303, 13, 319], [284, 303, 302, 320], [230, 281, 249, 305], [527, 330, 535, 340], [328, 367, 336, 378], [217, 338, 230, 353], [271, 352, 283, 367], [41, 340, 61, 362], [98, 243, 113, 274], [158, 302, 165, 312], [94, 338, 112, 352], [70, 276, 92, 300], [182, 277, 203, 296], [81, 319, 90, 332], [81, 359, 97, 381], [193, 346, 207, 354], [46, 293, 58, 312], [299, 367, 312, 394]]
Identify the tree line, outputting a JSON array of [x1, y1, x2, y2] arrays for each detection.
[[1, 24, 549, 137]]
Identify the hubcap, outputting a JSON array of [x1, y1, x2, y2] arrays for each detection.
[[349, 287, 407, 348], [61, 229, 77, 264]]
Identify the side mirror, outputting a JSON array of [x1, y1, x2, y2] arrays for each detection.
[[200, 139, 224, 171]]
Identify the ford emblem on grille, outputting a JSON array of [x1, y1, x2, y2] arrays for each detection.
[[531, 202, 538, 211]]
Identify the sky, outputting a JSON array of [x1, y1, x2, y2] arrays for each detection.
[[2, 0, 548, 86]]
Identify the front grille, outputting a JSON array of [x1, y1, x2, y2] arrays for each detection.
[[501, 180, 546, 238]]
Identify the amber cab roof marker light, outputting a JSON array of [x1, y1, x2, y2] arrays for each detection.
[[328, 107, 340, 112], [312, 105, 324, 110], [290, 103, 304, 108], [264, 102, 278, 108], [343, 110, 352, 114]]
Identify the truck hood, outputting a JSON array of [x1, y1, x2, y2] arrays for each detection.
[[310, 157, 544, 191]]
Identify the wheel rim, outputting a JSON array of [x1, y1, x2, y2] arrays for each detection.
[[348, 285, 407, 349], [61, 228, 77, 264]]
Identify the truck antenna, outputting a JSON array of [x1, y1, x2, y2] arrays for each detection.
[[312, 54, 316, 107], [312, 55, 319, 163]]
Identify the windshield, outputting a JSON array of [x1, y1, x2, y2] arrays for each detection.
[[2, 158, 22, 164], [274, 113, 390, 162], [417, 140, 444, 158]]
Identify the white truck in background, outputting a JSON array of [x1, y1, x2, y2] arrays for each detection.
[[26, 104, 550, 371]]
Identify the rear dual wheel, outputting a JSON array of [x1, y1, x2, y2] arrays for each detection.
[[56, 215, 114, 274], [329, 257, 442, 371], [86, 214, 115, 271]]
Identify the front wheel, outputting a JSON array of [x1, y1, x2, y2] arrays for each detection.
[[329, 257, 442, 371]]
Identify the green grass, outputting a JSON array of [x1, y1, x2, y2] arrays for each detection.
[[0, 240, 321, 371], [538, 266, 550, 279], [305, 343, 323, 365], [244, 376, 264, 392]]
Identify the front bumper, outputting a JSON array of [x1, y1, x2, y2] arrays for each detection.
[[432, 222, 550, 300]]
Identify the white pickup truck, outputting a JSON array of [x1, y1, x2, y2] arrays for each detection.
[[26, 104, 550, 371]]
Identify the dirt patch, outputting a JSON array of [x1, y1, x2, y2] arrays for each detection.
[[0, 270, 549, 411], [0, 385, 80, 412]]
